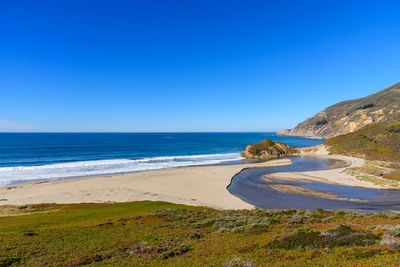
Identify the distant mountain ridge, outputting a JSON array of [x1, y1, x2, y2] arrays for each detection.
[[278, 82, 400, 138]]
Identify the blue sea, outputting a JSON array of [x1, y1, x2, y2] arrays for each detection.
[[0, 133, 324, 186]]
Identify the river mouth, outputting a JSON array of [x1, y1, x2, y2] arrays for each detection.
[[227, 156, 400, 211]]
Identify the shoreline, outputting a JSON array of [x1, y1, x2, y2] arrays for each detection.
[[1, 145, 395, 210], [3, 159, 251, 188], [0, 159, 292, 210]]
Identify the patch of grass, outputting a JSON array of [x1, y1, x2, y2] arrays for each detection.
[[344, 160, 400, 187], [2, 201, 400, 266], [267, 225, 378, 249], [345, 170, 397, 187], [127, 239, 191, 259], [0, 204, 56, 217], [355, 103, 375, 111], [225, 256, 258, 267]]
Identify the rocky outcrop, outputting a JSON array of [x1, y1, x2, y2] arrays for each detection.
[[241, 138, 299, 160], [278, 82, 400, 138]]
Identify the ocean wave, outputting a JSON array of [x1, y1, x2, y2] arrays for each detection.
[[0, 153, 243, 186]]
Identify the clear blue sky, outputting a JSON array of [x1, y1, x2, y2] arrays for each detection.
[[0, 0, 399, 132]]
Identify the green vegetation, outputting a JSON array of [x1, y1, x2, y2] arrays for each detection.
[[344, 161, 400, 186], [325, 120, 400, 185], [325, 120, 400, 162], [267, 225, 378, 249], [2, 201, 400, 266], [316, 119, 328, 126], [242, 138, 299, 160], [355, 103, 375, 111], [0, 203, 56, 217]]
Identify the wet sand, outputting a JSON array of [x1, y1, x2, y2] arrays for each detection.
[[268, 184, 367, 202]]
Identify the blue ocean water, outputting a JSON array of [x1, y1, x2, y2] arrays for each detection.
[[0, 132, 324, 186]]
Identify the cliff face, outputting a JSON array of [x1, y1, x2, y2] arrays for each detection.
[[241, 138, 299, 160], [278, 82, 400, 138]]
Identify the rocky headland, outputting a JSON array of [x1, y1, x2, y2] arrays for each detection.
[[278, 82, 400, 138], [241, 138, 299, 160]]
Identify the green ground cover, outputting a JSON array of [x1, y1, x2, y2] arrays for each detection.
[[325, 120, 400, 162], [2, 201, 400, 266]]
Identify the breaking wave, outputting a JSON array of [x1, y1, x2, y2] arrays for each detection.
[[0, 153, 243, 186]]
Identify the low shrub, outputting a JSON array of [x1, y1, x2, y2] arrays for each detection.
[[267, 225, 378, 249]]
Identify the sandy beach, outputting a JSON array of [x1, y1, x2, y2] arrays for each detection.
[[0, 159, 292, 210], [1, 145, 394, 210]]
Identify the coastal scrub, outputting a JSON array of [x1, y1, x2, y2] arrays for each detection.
[[2, 201, 400, 266]]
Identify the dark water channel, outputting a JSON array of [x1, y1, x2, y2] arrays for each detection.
[[227, 157, 400, 211]]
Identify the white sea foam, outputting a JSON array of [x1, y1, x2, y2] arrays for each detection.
[[0, 153, 243, 186]]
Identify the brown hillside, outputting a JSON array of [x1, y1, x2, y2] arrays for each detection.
[[278, 82, 400, 138]]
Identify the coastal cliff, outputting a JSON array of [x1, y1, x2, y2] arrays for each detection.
[[278, 82, 400, 138], [241, 138, 299, 160]]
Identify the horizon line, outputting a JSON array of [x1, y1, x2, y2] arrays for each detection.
[[0, 131, 280, 134]]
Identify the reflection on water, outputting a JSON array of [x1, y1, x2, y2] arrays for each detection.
[[227, 157, 400, 211]]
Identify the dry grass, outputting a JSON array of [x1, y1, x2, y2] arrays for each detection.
[[344, 160, 400, 187]]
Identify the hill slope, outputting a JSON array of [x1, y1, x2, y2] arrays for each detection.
[[278, 82, 400, 138], [324, 120, 400, 162]]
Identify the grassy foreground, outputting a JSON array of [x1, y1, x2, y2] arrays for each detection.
[[1, 201, 400, 266]]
